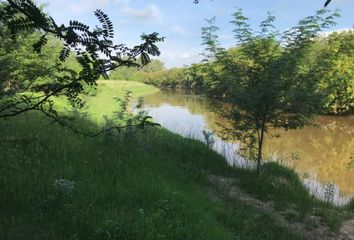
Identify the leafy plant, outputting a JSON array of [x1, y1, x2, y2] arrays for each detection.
[[201, 9, 340, 174], [310, 29, 354, 114], [0, 0, 164, 135]]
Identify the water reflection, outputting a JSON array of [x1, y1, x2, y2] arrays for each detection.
[[142, 90, 354, 205], [145, 104, 253, 168]]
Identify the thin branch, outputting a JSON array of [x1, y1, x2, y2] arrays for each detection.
[[0, 82, 73, 118], [36, 108, 153, 138]]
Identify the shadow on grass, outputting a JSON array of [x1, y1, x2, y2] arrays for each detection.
[[0, 112, 351, 239]]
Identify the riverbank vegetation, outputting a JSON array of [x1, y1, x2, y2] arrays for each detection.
[[107, 9, 354, 174], [1, 1, 353, 239], [198, 9, 339, 174], [1, 81, 353, 240], [109, 26, 354, 116]]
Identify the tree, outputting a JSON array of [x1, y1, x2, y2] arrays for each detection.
[[184, 64, 207, 89], [0, 30, 63, 95], [201, 17, 222, 61], [108, 59, 165, 82], [311, 29, 354, 114], [141, 59, 165, 73], [0, 0, 164, 133], [202, 9, 340, 174]]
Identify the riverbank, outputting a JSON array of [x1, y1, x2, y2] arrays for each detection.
[[0, 81, 353, 239], [142, 89, 354, 201]]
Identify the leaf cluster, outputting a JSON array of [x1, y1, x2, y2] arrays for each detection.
[[0, 0, 164, 133], [199, 8, 340, 163]]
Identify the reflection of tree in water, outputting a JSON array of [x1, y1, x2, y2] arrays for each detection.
[[264, 116, 354, 196], [143, 91, 354, 196], [143, 90, 215, 116], [145, 91, 229, 130]]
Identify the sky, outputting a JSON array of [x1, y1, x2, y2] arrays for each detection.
[[39, 0, 354, 68]]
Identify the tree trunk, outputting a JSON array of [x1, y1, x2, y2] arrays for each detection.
[[256, 125, 265, 176]]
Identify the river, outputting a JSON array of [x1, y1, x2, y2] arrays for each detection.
[[141, 89, 354, 205]]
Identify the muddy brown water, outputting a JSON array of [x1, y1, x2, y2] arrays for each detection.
[[140, 90, 354, 205]]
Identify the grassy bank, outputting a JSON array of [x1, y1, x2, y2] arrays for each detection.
[[85, 80, 159, 121], [0, 81, 352, 240], [54, 80, 159, 123]]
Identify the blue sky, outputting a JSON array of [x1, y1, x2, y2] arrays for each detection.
[[40, 0, 354, 68]]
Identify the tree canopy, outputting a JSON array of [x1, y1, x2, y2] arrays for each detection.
[[311, 29, 354, 114], [0, 0, 164, 132], [200, 8, 340, 174]]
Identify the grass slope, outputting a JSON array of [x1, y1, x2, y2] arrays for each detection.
[[84, 81, 158, 122], [0, 116, 303, 240], [0, 81, 351, 239]]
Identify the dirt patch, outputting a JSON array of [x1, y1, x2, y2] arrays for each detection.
[[339, 219, 354, 240], [207, 175, 340, 240]]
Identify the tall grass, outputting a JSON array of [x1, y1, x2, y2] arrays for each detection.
[[0, 113, 304, 240], [0, 81, 351, 239]]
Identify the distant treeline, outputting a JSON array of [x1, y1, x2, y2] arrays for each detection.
[[108, 30, 354, 115], [108, 60, 204, 89]]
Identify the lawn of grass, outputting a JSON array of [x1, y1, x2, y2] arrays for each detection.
[[84, 80, 159, 122], [53, 80, 159, 123], [0, 81, 352, 240]]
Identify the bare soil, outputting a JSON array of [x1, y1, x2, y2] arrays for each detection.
[[207, 175, 353, 240]]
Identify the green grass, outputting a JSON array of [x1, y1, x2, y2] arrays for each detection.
[[348, 199, 354, 211], [53, 80, 159, 123], [230, 162, 350, 230], [0, 81, 351, 239], [0, 114, 304, 240], [84, 80, 158, 122]]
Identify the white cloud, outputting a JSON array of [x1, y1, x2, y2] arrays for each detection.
[[158, 43, 203, 68], [171, 25, 187, 35], [320, 28, 353, 37], [122, 4, 160, 21], [161, 53, 202, 68], [69, 0, 110, 13]]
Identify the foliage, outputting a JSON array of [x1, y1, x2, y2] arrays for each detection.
[[142, 59, 165, 73], [348, 198, 354, 211], [0, 0, 164, 133], [201, 17, 222, 61], [201, 9, 340, 174], [137, 31, 353, 117], [108, 59, 165, 81], [324, 0, 332, 7], [0, 30, 62, 93], [184, 63, 209, 89], [109, 63, 209, 90], [82, 80, 158, 123], [144, 68, 187, 88], [0, 80, 350, 239], [311, 29, 354, 114], [0, 82, 346, 239], [0, 106, 306, 240]]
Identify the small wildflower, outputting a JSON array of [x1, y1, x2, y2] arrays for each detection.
[[139, 208, 145, 215], [53, 179, 75, 194]]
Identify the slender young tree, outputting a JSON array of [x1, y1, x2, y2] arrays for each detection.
[[202, 9, 340, 174]]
